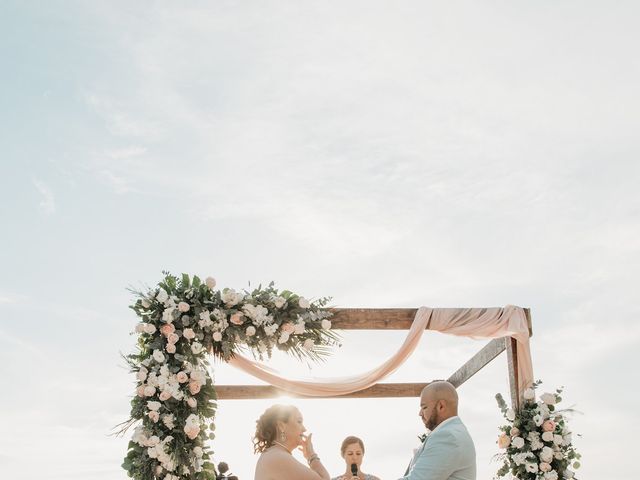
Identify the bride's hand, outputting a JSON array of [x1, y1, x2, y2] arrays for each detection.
[[298, 433, 315, 460]]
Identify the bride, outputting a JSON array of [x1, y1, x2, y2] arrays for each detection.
[[253, 404, 330, 480]]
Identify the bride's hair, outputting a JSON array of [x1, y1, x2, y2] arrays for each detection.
[[253, 404, 298, 453]]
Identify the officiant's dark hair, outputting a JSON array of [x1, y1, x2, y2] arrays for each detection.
[[253, 404, 298, 453]]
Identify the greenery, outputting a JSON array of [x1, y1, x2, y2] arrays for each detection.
[[119, 272, 340, 480], [495, 381, 581, 480]]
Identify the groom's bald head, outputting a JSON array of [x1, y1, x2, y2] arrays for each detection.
[[419, 381, 459, 430]]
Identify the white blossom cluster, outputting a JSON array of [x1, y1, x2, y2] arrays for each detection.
[[123, 274, 337, 480], [496, 385, 581, 480]]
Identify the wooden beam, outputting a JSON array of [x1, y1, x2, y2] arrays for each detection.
[[215, 382, 428, 399], [330, 307, 532, 333], [506, 337, 520, 409], [446, 338, 506, 388], [329, 308, 418, 330]]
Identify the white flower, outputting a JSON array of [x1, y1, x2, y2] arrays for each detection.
[[193, 446, 204, 458], [132, 426, 147, 446], [212, 331, 222, 342], [563, 470, 574, 479], [298, 297, 310, 309], [542, 431, 554, 442], [540, 446, 554, 463], [506, 409, 516, 421], [321, 319, 332, 330], [153, 350, 166, 363], [562, 433, 572, 445], [191, 342, 203, 354], [540, 462, 552, 473], [156, 289, 169, 303], [183, 328, 196, 340], [243, 304, 270, 325], [540, 393, 557, 405], [512, 436, 525, 449], [178, 302, 190, 312], [143, 385, 156, 397], [525, 463, 539, 473], [294, 321, 306, 335], [162, 414, 175, 429], [278, 331, 290, 344], [136, 367, 148, 382], [147, 435, 160, 447], [273, 296, 286, 308], [148, 411, 160, 423], [147, 401, 161, 411], [246, 326, 256, 337], [533, 414, 544, 426], [530, 438, 544, 451], [190, 370, 207, 386], [221, 288, 243, 307], [144, 323, 157, 334], [205, 276, 216, 289], [264, 324, 278, 336], [303, 338, 315, 350], [135, 323, 146, 333], [523, 388, 535, 400], [513, 452, 534, 466], [162, 307, 175, 323], [553, 434, 564, 445], [545, 471, 559, 480], [187, 397, 197, 408], [538, 402, 550, 418]]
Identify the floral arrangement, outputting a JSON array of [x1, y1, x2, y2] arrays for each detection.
[[495, 381, 581, 480], [120, 272, 340, 480]]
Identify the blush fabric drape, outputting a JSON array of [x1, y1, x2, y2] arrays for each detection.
[[228, 305, 533, 397]]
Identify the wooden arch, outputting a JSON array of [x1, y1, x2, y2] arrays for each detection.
[[216, 308, 532, 409]]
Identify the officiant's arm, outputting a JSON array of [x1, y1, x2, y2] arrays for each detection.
[[398, 432, 458, 480]]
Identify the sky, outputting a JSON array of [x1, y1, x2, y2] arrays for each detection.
[[1, 1, 639, 479]]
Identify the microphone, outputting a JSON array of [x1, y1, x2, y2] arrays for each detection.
[[351, 463, 358, 477]]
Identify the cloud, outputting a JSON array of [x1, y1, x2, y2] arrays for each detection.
[[98, 169, 135, 194], [0, 292, 27, 304], [33, 179, 55, 214]]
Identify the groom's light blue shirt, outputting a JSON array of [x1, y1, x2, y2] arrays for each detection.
[[399, 416, 476, 480]]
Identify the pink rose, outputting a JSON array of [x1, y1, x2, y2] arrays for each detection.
[[510, 427, 520, 437], [540, 462, 552, 472], [160, 324, 175, 337], [166, 343, 176, 354], [183, 328, 196, 340], [136, 386, 146, 397], [230, 313, 244, 325], [281, 322, 295, 334], [143, 386, 156, 397], [497, 434, 511, 449], [159, 390, 172, 401], [177, 372, 189, 383], [148, 411, 160, 423], [189, 381, 201, 395], [168, 333, 179, 344], [187, 397, 197, 408], [178, 302, 190, 312], [184, 424, 200, 440], [542, 420, 556, 432]]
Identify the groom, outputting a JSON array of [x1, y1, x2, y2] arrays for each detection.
[[399, 381, 476, 480]]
